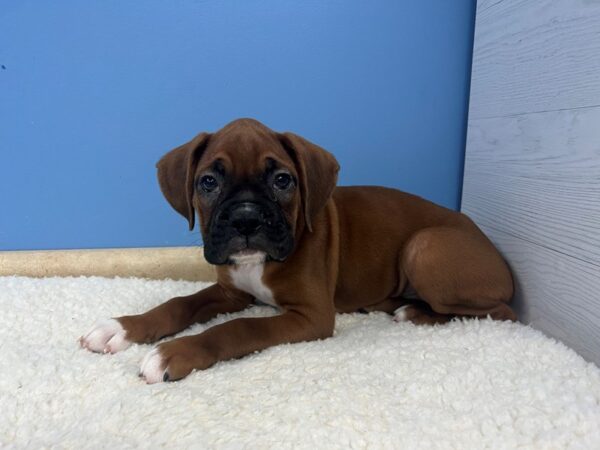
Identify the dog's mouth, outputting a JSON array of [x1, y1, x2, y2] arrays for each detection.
[[228, 249, 267, 265], [223, 236, 288, 264], [203, 232, 293, 265]]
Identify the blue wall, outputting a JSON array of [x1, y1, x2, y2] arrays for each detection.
[[0, 0, 475, 250]]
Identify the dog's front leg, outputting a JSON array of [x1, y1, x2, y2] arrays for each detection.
[[139, 308, 335, 383], [80, 284, 251, 354]]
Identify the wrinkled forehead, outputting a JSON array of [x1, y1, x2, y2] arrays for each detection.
[[198, 129, 295, 178]]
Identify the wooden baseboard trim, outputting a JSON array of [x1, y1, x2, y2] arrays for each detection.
[[0, 247, 216, 282]]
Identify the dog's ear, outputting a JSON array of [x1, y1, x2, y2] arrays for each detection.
[[156, 132, 211, 230], [279, 132, 340, 232]]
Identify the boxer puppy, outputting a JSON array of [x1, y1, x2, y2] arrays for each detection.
[[80, 118, 515, 383]]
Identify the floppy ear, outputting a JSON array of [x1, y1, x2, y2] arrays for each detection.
[[279, 132, 340, 232], [156, 132, 211, 230]]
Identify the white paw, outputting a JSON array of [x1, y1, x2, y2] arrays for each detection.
[[393, 305, 412, 322], [139, 348, 167, 384], [79, 318, 131, 354]]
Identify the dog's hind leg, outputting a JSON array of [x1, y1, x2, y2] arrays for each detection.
[[399, 223, 516, 324], [392, 301, 453, 325]]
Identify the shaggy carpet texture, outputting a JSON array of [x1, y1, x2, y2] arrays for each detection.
[[1, 276, 600, 449]]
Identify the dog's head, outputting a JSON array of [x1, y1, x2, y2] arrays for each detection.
[[156, 119, 339, 265]]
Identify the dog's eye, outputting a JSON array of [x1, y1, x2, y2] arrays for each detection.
[[199, 175, 219, 193], [273, 173, 292, 190]]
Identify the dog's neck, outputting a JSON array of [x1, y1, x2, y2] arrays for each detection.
[[228, 250, 276, 308]]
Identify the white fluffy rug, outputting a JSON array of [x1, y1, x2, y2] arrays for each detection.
[[2, 276, 600, 448]]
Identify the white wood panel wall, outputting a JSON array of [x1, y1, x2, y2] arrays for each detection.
[[462, 0, 600, 364]]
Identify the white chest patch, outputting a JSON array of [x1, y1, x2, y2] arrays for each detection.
[[229, 251, 277, 308]]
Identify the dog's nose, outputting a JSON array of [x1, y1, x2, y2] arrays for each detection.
[[230, 202, 263, 236]]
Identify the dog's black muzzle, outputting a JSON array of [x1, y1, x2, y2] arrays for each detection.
[[203, 197, 294, 265]]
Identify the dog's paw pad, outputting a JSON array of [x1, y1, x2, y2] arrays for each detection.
[[393, 305, 416, 322], [79, 318, 131, 353], [139, 348, 167, 384]]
